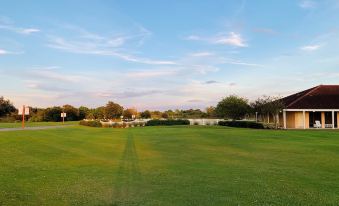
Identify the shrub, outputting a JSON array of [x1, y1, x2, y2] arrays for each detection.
[[218, 120, 264, 129], [79, 120, 102, 127], [146, 119, 190, 126]]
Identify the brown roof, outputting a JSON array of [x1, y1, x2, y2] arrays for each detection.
[[282, 85, 339, 109]]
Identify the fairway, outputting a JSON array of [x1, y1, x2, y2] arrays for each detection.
[[0, 126, 339, 205]]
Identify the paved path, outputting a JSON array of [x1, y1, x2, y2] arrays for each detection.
[[0, 125, 73, 132]]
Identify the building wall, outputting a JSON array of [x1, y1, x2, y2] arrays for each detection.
[[283, 111, 309, 129], [294, 112, 305, 129], [286, 111, 295, 128]]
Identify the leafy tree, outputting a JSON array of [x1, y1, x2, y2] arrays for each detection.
[[104, 101, 123, 119], [206, 106, 216, 118], [63, 104, 79, 121], [43, 107, 62, 122], [215, 95, 250, 120], [161, 112, 169, 119], [123, 108, 137, 119], [0, 96, 16, 117], [140, 110, 151, 119], [79, 106, 89, 120], [251, 96, 284, 125], [94, 107, 105, 119]]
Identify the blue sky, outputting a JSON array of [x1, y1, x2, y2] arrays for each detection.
[[1, 0, 339, 110]]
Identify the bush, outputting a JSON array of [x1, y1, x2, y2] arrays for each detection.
[[79, 120, 102, 127], [218, 121, 264, 129], [146, 119, 190, 126]]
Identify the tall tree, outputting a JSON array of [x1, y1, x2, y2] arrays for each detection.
[[104, 101, 123, 119], [0, 96, 16, 117], [123, 108, 137, 119], [140, 110, 151, 119], [215, 95, 250, 120], [78, 106, 89, 120], [63, 104, 79, 121]]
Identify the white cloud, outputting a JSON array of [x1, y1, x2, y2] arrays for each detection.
[[299, 0, 316, 9], [300, 44, 322, 51], [186, 32, 248, 47], [0, 18, 40, 35], [189, 52, 214, 57], [213, 32, 247, 47], [126, 70, 177, 78], [47, 26, 176, 65], [0, 48, 23, 55], [20, 28, 40, 34], [0, 49, 9, 55]]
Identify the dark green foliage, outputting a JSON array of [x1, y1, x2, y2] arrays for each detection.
[[0, 96, 16, 117], [146, 119, 190, 126], [43, 107, 63, 122], [215, 95, 250, 120], [78, 106, 89, 120], [218, 120, 264, 129], [104, 101, 124, 119], [140, 110, 151, 119], [79, 120, 102, 127]]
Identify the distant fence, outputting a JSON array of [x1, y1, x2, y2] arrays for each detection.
[[83, 118, 224, 127], [187, 119, 224, 126]]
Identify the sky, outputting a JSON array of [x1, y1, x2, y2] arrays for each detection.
[[1, 0, 339, 110]]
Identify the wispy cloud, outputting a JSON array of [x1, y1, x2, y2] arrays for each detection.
[[214, 32, 247, 47], [27, 66, 90, 83], [186, 32, 248, 47], [300, 44, 322, 51], [189, 52, 214, 57], [299, 0, 316, 9], [253, 28, 278, 35], [0, 48, 23, 55], [126, 70, 177, 78], [0, 49, 10, 55], [0, 17, 40, 34], [204, 80, 218, 84], [47, 26, 176, 65]]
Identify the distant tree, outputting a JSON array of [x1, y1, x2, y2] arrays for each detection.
[[251, 96, 284, 125], [123, 108, 137, 119], [140, 110, 151, 119], [63, 105, 79, 121], [43, 107, 63, 122], [78, 106, 89, 120], [0, 96, 16, 117], [94, 107, 105, 119], [104, 101, 123, 119], [206, 106, 216, 118], [215, 95, 250, 120], [161, 112, 169, 119], [151, 111, 162, 119]]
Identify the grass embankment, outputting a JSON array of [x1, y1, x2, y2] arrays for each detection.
[[0, 126, 338, 205]]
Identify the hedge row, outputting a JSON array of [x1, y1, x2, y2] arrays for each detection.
[[218, 121, 264, 129], [79, 120, 102, 127], [146, 119, 190, 126]]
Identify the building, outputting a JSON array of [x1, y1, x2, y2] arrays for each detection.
[[280, 85, 339, 129]]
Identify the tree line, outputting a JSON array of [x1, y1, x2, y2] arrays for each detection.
[[0, 95, 284, 123]]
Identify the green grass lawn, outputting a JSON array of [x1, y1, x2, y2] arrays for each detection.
[[0, 121, 79, 128], [0, 126, 338, 205]]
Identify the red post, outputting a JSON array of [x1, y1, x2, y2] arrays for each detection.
[[22, 105, 25, 129]]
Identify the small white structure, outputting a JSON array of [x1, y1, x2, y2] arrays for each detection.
[[188, 119, 223, 126]]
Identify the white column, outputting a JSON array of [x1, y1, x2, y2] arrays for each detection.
[[283, 110, 287, 129], [332, 110, 335, 129], [303, 110, 306, 129]]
